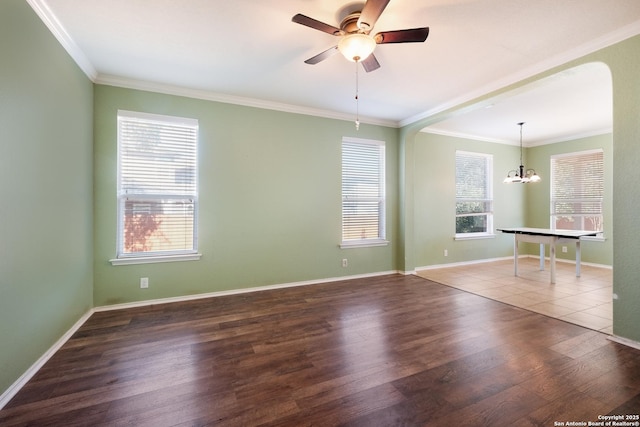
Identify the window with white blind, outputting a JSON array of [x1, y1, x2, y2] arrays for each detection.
[[341, 137, 387, 247], [114, 110, 199, 263], [455, 151, 493, 238], [551, 149, 604, 232]]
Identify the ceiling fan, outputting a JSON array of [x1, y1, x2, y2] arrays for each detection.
[[292, 0, 429, 72]]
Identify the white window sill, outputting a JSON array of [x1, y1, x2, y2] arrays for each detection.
[[340, 239, 389, 249], [110, 253, 202, 266], [580, 235, 606, 242], [454, 233, 496, 241]]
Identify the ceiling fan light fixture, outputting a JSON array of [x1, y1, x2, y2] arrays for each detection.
[[338, 33, 376, 62]]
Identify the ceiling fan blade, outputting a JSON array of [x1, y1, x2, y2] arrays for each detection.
[[292, 14, 342, 36], [304, 46, 339, 65], [361, 54, 381, 73], [357, 0, 390, 31], [375, 27, 430, 44]]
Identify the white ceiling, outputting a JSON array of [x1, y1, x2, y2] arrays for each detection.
[[29, 0, 640, 144], [425, 62, 614, 145]]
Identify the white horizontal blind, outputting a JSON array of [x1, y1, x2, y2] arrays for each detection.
[[455, 151, 493, 235], [342, 138, 385, 244], [117, 110, 198, 257], [551, 149, 603, 232]]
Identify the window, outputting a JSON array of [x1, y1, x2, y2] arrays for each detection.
[[455, 151, 493, 237], [341, 137, 386, 247], [114, 110, 199, 263], [551, 149, 603, 232]]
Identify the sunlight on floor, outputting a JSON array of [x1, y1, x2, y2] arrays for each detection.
[[416, 257, 613, 334]]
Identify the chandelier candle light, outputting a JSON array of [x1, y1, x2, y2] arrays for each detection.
[[503, 122, 541, 183]]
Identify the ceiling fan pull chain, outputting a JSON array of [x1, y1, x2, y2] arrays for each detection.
[[355, 60, 360, 130]]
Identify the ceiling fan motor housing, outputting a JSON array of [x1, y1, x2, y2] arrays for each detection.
[[341, 12, 367, 34]]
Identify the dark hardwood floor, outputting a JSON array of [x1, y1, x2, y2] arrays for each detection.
[[2, 274, 640, 426]]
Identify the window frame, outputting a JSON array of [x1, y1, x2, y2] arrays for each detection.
[[454, 150, 494, 240], [550, 148, 604, 237], [111, 110, 201, 265], [340, 137, 388, 248]]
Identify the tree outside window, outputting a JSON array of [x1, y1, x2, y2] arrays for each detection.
[[455, 151, 493, 236]]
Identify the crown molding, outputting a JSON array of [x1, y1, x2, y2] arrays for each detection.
[[26, 0, 640, 131], [421, 127, 613, 147], [527, 128, 613, 147], [401, 20, 640, 128], [95, 74, 398, 128], [26, 0, 97, 80], [27, 0, 398, 128], [420, 128, 509, 145]]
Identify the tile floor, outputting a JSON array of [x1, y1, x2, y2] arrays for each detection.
[[416, 257, 613, 334]]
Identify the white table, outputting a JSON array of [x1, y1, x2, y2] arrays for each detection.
[[497, 227, 598, 284]]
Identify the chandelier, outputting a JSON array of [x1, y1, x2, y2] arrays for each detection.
[[503, 122, 541, 183]]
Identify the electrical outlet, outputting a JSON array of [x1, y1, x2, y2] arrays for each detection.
[[140, 277, 149, 289], [342, 259, 348, 267], [444, 249, 448, 257], [562, 246, 568, 253]]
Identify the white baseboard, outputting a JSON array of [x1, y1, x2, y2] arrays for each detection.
[[608, 335, 640, 351], [416, 255, 612, 272], [0, 309, 95, 410], [416, 256, 514, 271], [8, 265, 627, 411], [94, 270, 399, 312], [2, 270, 399, 409]]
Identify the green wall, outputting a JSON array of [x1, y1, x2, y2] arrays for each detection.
[[412, 132, 613, 269], [527, 133, 613, 265], [400, 36, 640, 342], [3, 0, 640, 403], [413, 133, 524, 267], [0, 0, 94, 396], [606, 36, 640, 342], [93, 85, 399, 306]]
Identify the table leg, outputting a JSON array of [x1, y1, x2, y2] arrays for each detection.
[[514, 235, 519, 277], [576, 240, 582, 277], [539, 243, 545, 271], [550, 240, 556, 284]]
